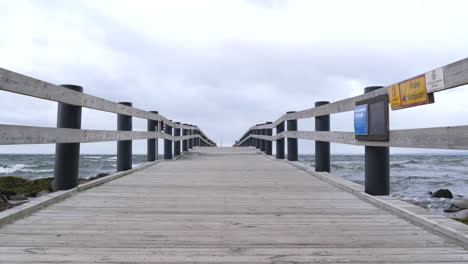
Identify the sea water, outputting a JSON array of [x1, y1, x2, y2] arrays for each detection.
[[299, 154, 468, 214]]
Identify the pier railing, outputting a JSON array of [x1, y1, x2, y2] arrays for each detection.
[[0, 68, 215, 191], [234, 57, 468, 195]]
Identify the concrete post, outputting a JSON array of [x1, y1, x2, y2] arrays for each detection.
[[53, 85, 83, 191]]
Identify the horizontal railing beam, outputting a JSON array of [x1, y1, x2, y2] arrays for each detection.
[[237, 125, 468, 150], [0, 124, 214, 146]]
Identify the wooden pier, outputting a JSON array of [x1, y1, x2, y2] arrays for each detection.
[[1, 147, 468, 263], [2, 58, 468, 262]]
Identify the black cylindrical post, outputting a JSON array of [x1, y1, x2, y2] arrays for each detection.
[[164, 121, 173, 159], [194, 130, 199, 147], [182, 125, 188, 151], [287, 111, 298, 161], [117, 102, 133, 172], [265, 122, 273, 155], [174, 122, 181, 156], [255, 125, 261, 149], [147, 111, 158, 162], [315, 101, 330, 172], [188, 127, 193, 149], [251, 130, 256, 148], [260, 126, 266, 152], [364, 86, 390, 195], [276, 121, 285, 159], [53, 85, 83, 191]]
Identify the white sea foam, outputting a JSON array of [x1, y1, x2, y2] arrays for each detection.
[[84, 156, 102, 159], [0, 164, 35, 174], [21, 168, 54, 173]]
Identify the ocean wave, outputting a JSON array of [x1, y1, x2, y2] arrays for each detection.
[[84, 156, 103, 159], [391, 163, 405, 168], [20, 168, 54, 173], [331, 164, 345, 169], [0, 164, 37, 174]]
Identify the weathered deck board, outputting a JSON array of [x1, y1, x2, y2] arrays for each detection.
[[0, 147, 467, 263]]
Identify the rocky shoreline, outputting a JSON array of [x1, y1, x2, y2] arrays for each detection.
[[395, 188, 468, 226], [0, 173, 109, 212]]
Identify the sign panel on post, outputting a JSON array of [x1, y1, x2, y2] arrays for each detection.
[[388, 83, 401, 109], [425, 67, 445, 93], [388, 71, 437, 110], [400, 75, 428, 108], [354, 104, 368, 136]]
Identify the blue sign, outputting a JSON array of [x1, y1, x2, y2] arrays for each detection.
[[354, 104, 368, 135]]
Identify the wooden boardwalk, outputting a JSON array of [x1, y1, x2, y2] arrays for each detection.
[[1, 147, 468, 263]]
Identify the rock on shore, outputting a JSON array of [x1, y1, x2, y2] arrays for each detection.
[[0, 173, 110, 212]]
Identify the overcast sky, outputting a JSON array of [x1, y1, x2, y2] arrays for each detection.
[[0, 0, 467, 154]]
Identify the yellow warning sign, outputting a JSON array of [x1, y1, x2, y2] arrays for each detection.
[[399, 75, 428, 107], [388, 83, 401, 109]]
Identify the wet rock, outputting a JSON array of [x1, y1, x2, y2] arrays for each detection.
[[95, 173, 110, 178], [445, 197, 468, 213], [1, 190, 16, 200], [431, 189, 453, 198], [0, 176, 53, 197], [79, 173, 111, 184], [0, 191, 8, 203], [451, 209, 468, 219]]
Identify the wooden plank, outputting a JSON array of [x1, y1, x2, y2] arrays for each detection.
[[0, 124, 212, 145]]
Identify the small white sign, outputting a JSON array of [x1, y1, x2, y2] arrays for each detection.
[[425, 67, 445, 93]]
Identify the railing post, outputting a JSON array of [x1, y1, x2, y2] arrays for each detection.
[[147, 111, 158, 162], [260, 125, 266, 152], [287, 111, 298, 161], [255, 124, 261, 149], [265, 122, 273, 155], [364, 86, 390, 195], [276, 121, 285, 159], [53, 85, 83, 191], [188, 126, 193, 149], [164, 121, 173, 159], [182, 125, 188, 152], [174, 122, 181, 156], [251, 130, 256, 148], [194, 130, 199, 147], [315, 101, 330, 172], [117, 102, 133, 172]]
